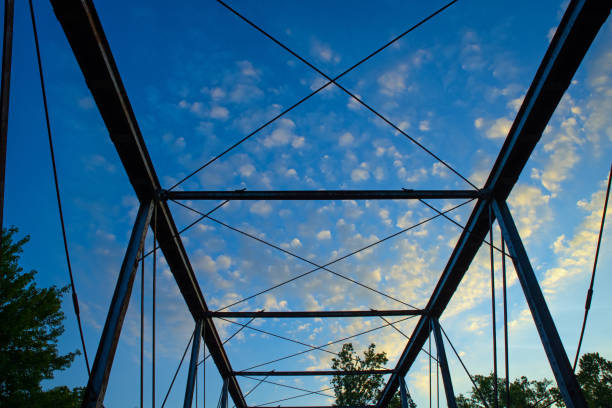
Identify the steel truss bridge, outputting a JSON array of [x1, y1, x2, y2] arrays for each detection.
[[1, 0, 610, 407]]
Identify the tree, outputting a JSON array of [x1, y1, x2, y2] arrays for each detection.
[[553, 352, 612, 407], [0, 227, 83, 407], [457, 352, 612, 408], [456, 373, 557, 407], [331, 342, 416, 407]]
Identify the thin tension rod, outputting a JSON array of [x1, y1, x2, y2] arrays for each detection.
[[169, 0, 460, 191], [173, 198, 473, 312], [218, 0, 477, 191]]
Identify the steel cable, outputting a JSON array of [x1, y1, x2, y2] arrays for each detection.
[[218, 0, 477, 191], [573, 163, 611, 369], [161, 330, 195, 408], [28, 0, 90, 374], [169, 0, 460, 191], [240, 376, 334, 398], [231, 315, 415, 371], [172, 199, 473, 312]]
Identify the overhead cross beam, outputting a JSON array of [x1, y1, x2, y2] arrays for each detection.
[[49, 1, 246, 407], [207, 310, 423, 318], [377, 0, 610, 406], [166, 189, 483, 201], [234, 369, 395, 376]]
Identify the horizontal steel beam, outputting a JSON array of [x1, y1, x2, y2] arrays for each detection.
[[377, 1, 611, 406], [165, 189, 483, 201], [208, 310, 423, 318], [49, 2, 247, 407], [235, 369, 395, 376]]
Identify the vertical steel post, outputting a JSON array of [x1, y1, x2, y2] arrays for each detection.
[[492, 199, 586, 407], [81, 200, 154, 408], [488, 205, 498, 408], [431, 319, 457, 408], [184, 319, 203, 408], [399, 376, 410, 408], [0, 0, 14, 232], [501, 236, 510, 408], [202, 319, 206, 408], [219, 378, 229, 408]]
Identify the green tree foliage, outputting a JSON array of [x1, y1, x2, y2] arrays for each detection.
[[456, 374, 557, 407], [554, 352, 612, 407], [0, 227, 83, 407], [331, 343, 415, 407], [457, 353, 612, 407]]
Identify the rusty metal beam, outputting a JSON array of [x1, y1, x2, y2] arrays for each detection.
[[49, 1, 246, 406], [235, 370, 395, 377], [82, 201, 153, 408], [166, 189, 483, 201], [207, 310, 423, 318], [377, 0, 609, 405]]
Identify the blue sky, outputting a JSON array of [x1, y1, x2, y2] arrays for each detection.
[[3, 0, 612, 406]]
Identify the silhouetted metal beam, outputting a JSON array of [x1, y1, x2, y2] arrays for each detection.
[[0, 0, 14, 232], [50, 2, 246, 407], [431, 319, 457, 408], [493, 200, 586, 407], [235, 370, 395, 376], [399, 376, 410, 408], [220, 379, 229, 408], [184, 320, 203, 408], [250, 406, 376, 408], [377, 1, 609, 406], [82, 201, 153, 408], [207, 310, 423, 318], [166, 189, 483, 201]]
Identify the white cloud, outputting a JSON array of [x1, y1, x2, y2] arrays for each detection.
[[210, 87, 226, 100], [292, 136, 305, 148], [373, 167, 385, 181], [474, 118, 483, 129], [216, 255, 232, 269], [464, 315, 489, 335], [263, 294, 288, 311], [461, 30, 485, 71], [378, 209, 391, 226], [432, 162, 449, 178], [396, 210, 413, 229], [378, 64, 410, 96], [290, 238, 302, 248], [418, 120, 430, 132], [229, 83, 263, 103], [347, 94, 362, 111], [239, 163, 255, 178], [351, 168, 369, 182], [285, 168, 298, 178], [209, 105, 229, 120], [486, 117, 512, 139], [311, 40, 340, 63], [237, 60, 258, 78], [531, 101, 583, 195], [339, 132, 354, 147], [250, 201, 272, 216], [508, 184, 552, 239], [262, 118, 304, 149], [547, 26, 557, 42], [542, 184, 611, 294], [397, 166, 427, 183], [195, 254, 216, 273], [316, 230, 331, 240]]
